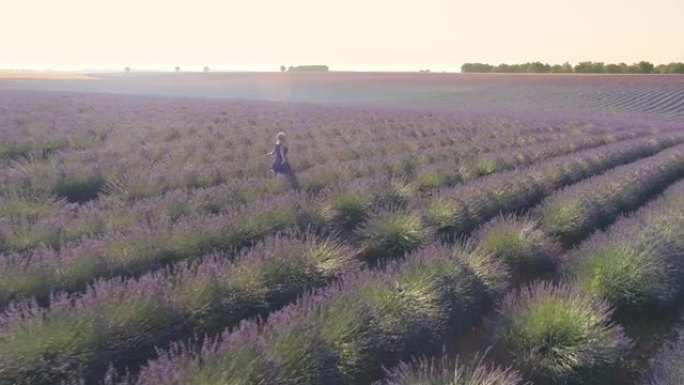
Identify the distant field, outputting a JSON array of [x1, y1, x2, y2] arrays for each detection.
[[1, 72, 683, 118], [0, 71, 98, 80], [0, 74, 683, 385]]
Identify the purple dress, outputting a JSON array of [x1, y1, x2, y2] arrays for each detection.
[[271, 143, 289, 173]]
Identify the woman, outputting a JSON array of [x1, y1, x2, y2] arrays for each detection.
[[267, 132, 290, 176]]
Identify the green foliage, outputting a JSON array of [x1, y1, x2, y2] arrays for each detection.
[[287, 65, 329, 72], [380, 354, 524, 385], [374, 181, 415, 209], [539, 198, 594, 244], [319, 294, 384, 382], [492, 283, 629, 385], [424, 197, 470, 237], [462, 60, 678, 74], [461, 63, 496, 73], [654, 62, 684, 73], [0, 268, 51, 307], [415, 170, 443, 190], [359, 281, 434, 362], [2, 225, 61, 252], [0, 313, 99, 385], [172, 275, 225, 330], [396, 255, 479, 331], [460, 248, 511, 301], [321, 188, 372, 230], [0, 141, 32, 160], [475, 217, 559, 278], [357, 212, 430, 262], [303, 236, 351, 275], [575, 61, 605, 73], [461, 157, 499, 180], [0, 196, 62, 222], [97, 295, 177, 356], [183, 345, 265, 385], [267, 322, 342, 385], [570, 243, 676, 313], [51, 170, 105, 203]]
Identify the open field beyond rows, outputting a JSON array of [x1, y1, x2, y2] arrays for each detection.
[[2, 72, 684, 118], [0, 74, 683, 385]]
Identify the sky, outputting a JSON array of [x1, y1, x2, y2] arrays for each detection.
[[2, 0, 683, 72]]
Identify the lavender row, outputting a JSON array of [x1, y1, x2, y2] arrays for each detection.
[[375, 355, 524, 385], [1, 131, 682, 312], [0, 234, 355, 385], [372, 161, 684, 385], [3, 95, 589, 202], [0, 121, 576, 251], [125, 153, 684, 385], [421, 132, 684, 240], [0, 180, 563, 384], [0, 194, 308, 308], [133, 171, 631, 385], [539, 142, 684, 245], [562, 177, 684, 313], [0, 150, 584, 381], [377, 286, 629, 385], [321, 130, 684, 252], [483, 179, 684, 385], [128, 242, 509, 385], [0, 122, 576, 236], [1, 117, 639, 256], [129, 162, 662, 385], [643, 324, 684, 385]]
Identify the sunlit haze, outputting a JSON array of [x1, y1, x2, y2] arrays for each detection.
[[3, 0, 683, 72]]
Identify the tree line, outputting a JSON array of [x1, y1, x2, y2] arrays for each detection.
[[461, 61, 684, 74], [280, 65, 329, 72]]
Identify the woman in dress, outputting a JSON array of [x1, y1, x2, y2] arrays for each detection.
[[267, 132, 290, 176]]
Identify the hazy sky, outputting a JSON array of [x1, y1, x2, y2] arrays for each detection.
[[3, 0, 683, 71]]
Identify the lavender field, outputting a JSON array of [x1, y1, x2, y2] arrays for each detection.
[[1, 73, 683, 385]]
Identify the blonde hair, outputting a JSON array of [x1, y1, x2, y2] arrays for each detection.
[[276, 132, 286, 142]]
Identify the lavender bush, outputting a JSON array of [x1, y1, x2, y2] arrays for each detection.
[[0, 234, 353, 385], [566, 179, 684, 313], [644, 327, 684, 385], [377, 354, 525, 385], [133, 243, 508, 385], [539, 143, 684, 245], [490, 282, 631, 385], [1, 88, 683, 385]]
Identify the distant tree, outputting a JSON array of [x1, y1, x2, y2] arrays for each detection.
[[619, 62, 636, 74], [461, 60, 675, 74], [574, 61, 604, 73], [124, 67, 130, 73], [561, 62, 573, 73], [203, 66, 210, 73], [175, 66, 181, 73], [510, 63, 526, 73], [549, 62, 574, 73], [666, 62, 684, 73], [461, 63, 495, 73], [636, 61, 655, 74], [280, 65, 286, 72], [527, 61, 551, 73], [496, 63, 512, 73], [288, 65, 329, 72], [573, 62, 591, 73], [605, 63, 622, 74], [288, 66, 294, 72]]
